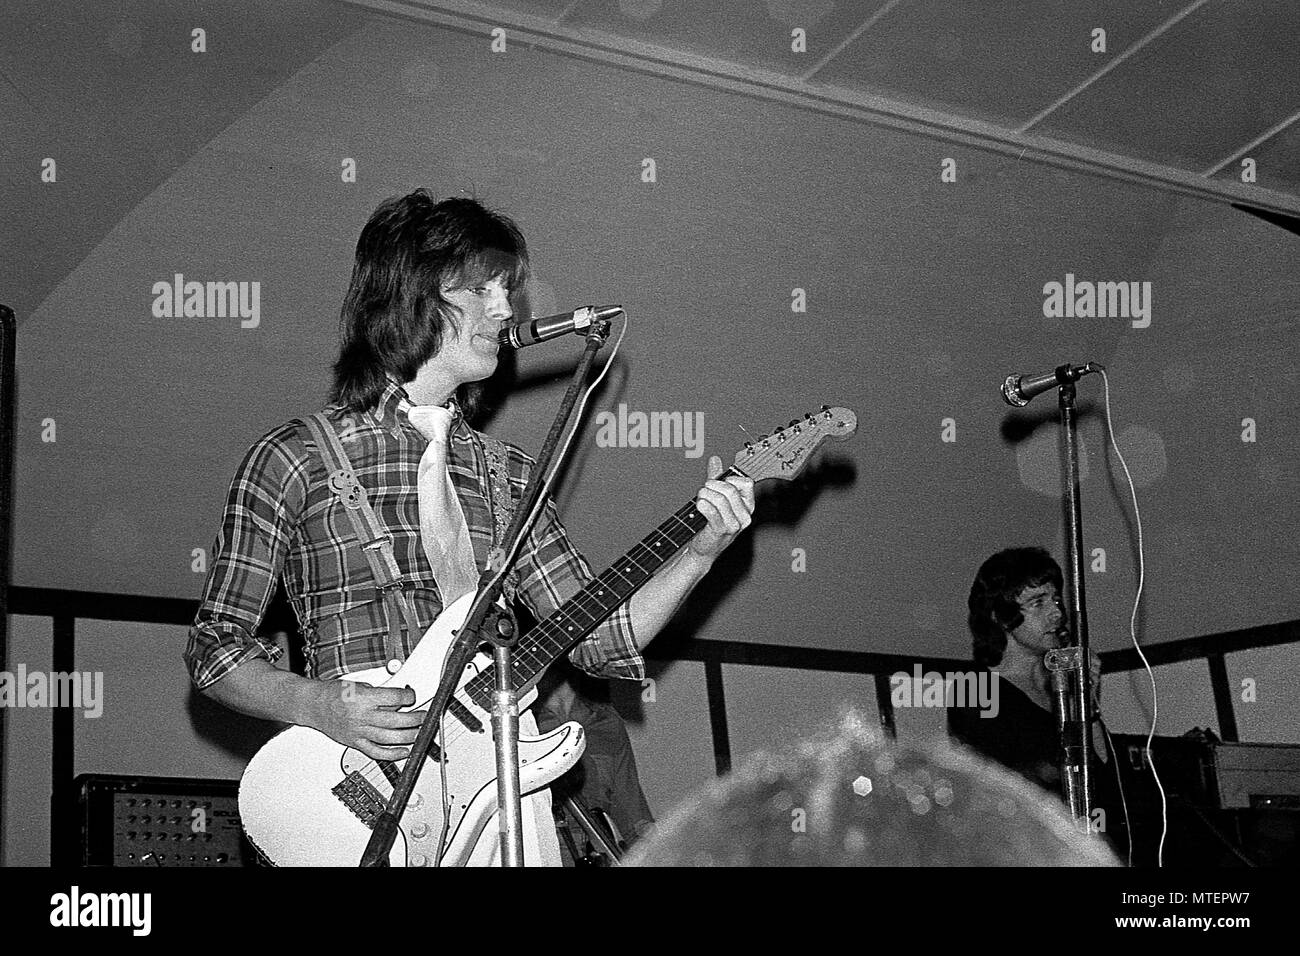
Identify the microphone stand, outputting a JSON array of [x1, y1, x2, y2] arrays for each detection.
[[1042, 368, 1097, 832], [558, 793, 623, 865], [360, 317, 612, 867]]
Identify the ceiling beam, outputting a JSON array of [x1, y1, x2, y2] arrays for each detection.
[[801, 0, 906, 81], [555, 1, 585, 24], [1018, 0, 1211, 133], [1204, 107, 1300, 176], [334, 0, 1300, 218]]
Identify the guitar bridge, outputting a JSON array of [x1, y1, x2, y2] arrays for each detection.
[[331, 771, 388, 829]]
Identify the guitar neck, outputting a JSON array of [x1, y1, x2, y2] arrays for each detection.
[[461, 490, 716, 710]]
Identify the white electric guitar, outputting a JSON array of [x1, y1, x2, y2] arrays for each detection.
[[238, 405, 858, 866]]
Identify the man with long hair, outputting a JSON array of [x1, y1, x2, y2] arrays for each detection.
[[184, 189, 754, 864]]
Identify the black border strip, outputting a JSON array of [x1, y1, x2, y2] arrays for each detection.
[[1, 304, 15, 864], [10, 587, 196, 625], [50, 612, 75, 867], [12, 586, 1295, 674], [1102, 619, 1300, 671], [703, 659, 731, 776], [651, 635, 968, 674], [1206, 652, 1240, 743], [874, 672, 898, 739]]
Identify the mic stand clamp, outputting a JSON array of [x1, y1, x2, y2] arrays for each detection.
[[1044, 645, 1092, 825]]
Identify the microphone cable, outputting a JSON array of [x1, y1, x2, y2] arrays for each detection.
[[1098, 366, 1167, 866]]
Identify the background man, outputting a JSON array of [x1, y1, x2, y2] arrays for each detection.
[[948, 547, 1124, 852]]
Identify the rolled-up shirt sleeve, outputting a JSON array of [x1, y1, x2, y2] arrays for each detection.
[[185, 427, 307, 690], [514, 494, 645, 682]]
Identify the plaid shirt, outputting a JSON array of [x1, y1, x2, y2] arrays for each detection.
[[185, 378, 644, 688]]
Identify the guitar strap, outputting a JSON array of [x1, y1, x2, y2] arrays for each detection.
[[302, 411, 520, 671], [479, 434, 521, 605], [303, 412, 419, 670]]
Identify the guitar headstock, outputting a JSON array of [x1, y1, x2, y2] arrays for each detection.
[[732, 405, 858, 483]]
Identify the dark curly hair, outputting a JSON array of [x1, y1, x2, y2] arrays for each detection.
[[330, 190, 529, 417], [968, 547, 1063, 668]]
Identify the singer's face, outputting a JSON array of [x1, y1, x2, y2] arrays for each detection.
[[1009, 583, 1065, 652], [435, 274, 512, 386]]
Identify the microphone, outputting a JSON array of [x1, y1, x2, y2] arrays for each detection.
[[1001, 362, 1102, 407], [497, 305, 624, 349]]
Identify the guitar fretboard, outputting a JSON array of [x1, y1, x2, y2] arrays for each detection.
[[461, 491, 717, 711]]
